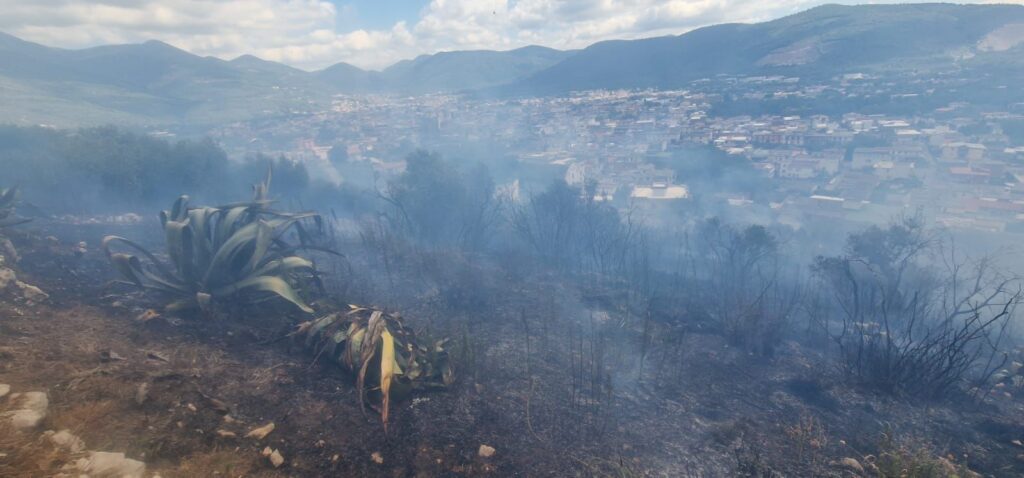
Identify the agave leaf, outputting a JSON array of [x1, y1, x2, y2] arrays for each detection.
[[244, 219, 274, 276], [102, 236, 185, 291], [251, 257, 314, 278], [164, 218, 194, 281], [202, 221, 262, 286], [108, 253, 144, 287], [187, 207, 216, 268], [380, 328, 396, 431], [169, 195, 189, 222], [215, 206, 249, 247], [212, 275, 313, 313]]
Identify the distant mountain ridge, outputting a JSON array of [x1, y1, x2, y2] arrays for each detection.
[[1, 3, 1023, 126]]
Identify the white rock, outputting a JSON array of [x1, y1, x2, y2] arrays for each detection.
[[246, 422, 275, 440], [50, 429, 86, 453], [75, 451, 146, 478], [4, 391, 48, 429], [0, 383, 9, 399], [6, 409, 45, 429], [0, 267, 16, 289], [478, 445, 496, 458], [0, 238, 17, 263], [269, 449, 285, 468], [11, 391, 49, 415], [16, 281, 48, 301]]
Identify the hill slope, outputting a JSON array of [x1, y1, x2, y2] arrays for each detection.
[[3, 3, 1024, 125], [511, 3, 1024, 94]]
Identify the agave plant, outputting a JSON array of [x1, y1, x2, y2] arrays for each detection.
[[103, 194, 326, 313], [0, 187, 30, 228], [293, 305, 454, 430]]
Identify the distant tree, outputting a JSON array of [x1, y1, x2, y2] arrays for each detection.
[[382, 150, 502, 250], [688, 218, 800, 355]]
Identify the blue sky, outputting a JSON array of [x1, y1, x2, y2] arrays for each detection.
[[0, 1, 1019, 70], [332, 0, 430, 32]]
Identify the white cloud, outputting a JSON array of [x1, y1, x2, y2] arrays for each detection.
[[0, 0, 1020, 71]]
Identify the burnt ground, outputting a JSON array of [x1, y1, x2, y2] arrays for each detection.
[[2, 221, 1024, 477]]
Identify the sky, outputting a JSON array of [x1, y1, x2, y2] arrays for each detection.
[[0, 1, 1020, 71]]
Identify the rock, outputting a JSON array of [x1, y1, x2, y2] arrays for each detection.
[[0, 383, 9, 399], [16, 281, 48, 301], [246, 422, 275, 440], [833, 457, 864, 474], [371, 452, 384, 464], [478, 445, 496, 458], [1, 238, 18, 263], [4, 391, 48, 429], [75, 451, 146, 478], [0, 267, 16, 289], [269, 449, 285, 468], [135, 309, 160, 323], [216, 429, 237, 438], [49, 429, 86, 452], [6, 409, 45, 429]]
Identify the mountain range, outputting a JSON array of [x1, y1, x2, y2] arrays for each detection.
[[2, 3, 1024, 127]]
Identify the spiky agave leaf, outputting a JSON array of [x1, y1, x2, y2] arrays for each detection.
[[104, 194, 327, 314], [291, 306, 453, 429]]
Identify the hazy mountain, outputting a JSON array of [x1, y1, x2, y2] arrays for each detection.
[[310, 45, 572, 94], [3, 3, 1024, 125], [510, 3, 1024, 94], [380, 46, 573, 93], [313, 62, 381, 93]]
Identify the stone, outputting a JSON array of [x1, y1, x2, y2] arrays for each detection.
[[478, 445, 496, 458], [371, 452, 384, 464], [0, 267, 16, 289], [834, 457, 864, 474], [246, 422, 275, 440], [4, 391, 48, 429], [6, 409, 45, 429], [16, 281, 48, 301], [0, 383, 9, 399], [4, 393, 48, 429], [49, 430, 86, 453], [75, 451, 146, 478], [216, 429, 237, 438], [269, 449, 285, 468], [1, 238, 18, 263]]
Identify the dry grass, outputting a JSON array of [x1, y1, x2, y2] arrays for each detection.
[[169, 450, 259, 478], [0, 422, 72, 477]]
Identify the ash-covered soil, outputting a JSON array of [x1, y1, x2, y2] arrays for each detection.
[[1, 222, 1023, 477]]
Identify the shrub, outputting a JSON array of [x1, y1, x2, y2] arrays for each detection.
[[813, 215, 1020, 399]]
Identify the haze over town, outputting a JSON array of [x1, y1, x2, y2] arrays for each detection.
[[2, 2, 1024, 477]]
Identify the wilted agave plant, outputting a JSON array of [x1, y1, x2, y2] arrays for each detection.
[[293, 305, 454, 430], [0, 187, 30, 228], [103, 195, 326, 313]]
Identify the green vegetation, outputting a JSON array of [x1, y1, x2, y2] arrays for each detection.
[[102, 174, 326, 314]]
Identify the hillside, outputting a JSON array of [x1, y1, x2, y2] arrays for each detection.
[[2, 3, 1024, 125], [510, 3, 1024, 93]]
